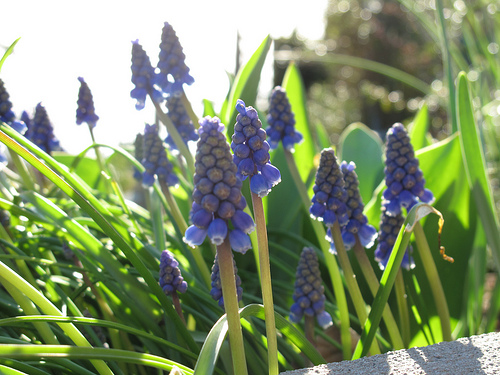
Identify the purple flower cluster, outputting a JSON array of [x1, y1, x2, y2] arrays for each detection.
[[209, 253, 243, 308], [0, 79, 27, 134], [329, 162, 378, 253], [309, 148, 349, 228], [159, 250, 188, 295], [76, 77, 99, 128], [289, 247, 333, 329], [374, 204, 414, 270], [184, 116, 255, 253], [231, 99, 281, 197], [140, 124, 178, 187], [165, 96, 198, 150], [130, 40, 163, 110], [382, 123, 434, 216], [157, 22, 194, 96], [26, 103, 61, 155], [266, 86, 302, 151]]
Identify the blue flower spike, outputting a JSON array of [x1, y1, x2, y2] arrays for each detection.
[[266, 86, 303, 151], [309, 148, 349, 230], [159, 250, 188, 295], [27, 103, 62, 155], [130, 40, 163, 110], [165, 96, 198, 151], [231, 99, 281, 197], [76, 77, 99, 128], [289, 247, 333, 329], [330, 161, 378, 252], [383, 123, 434, 216], [157, 22, 194, 97], [374, 203, 414, 271], [209, 253, 243, 309], [184, 116, 255, 253], [0, 78, 27, 134], [140, 124, 178, 188]]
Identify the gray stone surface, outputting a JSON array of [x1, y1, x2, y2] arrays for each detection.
[[281, 332, 500, 375]]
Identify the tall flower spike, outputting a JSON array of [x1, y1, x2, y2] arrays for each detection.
[[141, 124, 178, 187], [231, 99, 281, 197], [0, 79, 27, 134], [209, 253, 243, 308], [309, 148, 349, 228], [133, 132, 144, 181], [165, 96, 198, 151], [266, 86, 303, 151], [21, 111, 31, 133], [184, 116, 255, 254], [159, 250, 188, 295], [76, 77, 99, 128], [130, 40, 163, 110], [157, 22, 194, 97], [289, 247, 333, 329], [374, 203, 414, 270], [382, 123, 434, 216], [27, 103, 61, 155], [329, 161, 378, 253]]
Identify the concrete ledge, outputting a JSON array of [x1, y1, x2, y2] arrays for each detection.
[[281, 332, 500, 374]]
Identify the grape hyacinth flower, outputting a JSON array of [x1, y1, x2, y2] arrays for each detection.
[[165, 96, 198, 150], [231, 99, 281, 197], [20, 111, 31, 132], [133, 133, 144, 181], [374, 203, 414, 270], [157, 22, 194, 97], [0, 79, 27, 134], [329, 161, 378, 253], [289, 247, 333, 329], [184, 116, 255, 254], [382, 123, 434, 216], [266, 86, 303, 151], [159, 250, 188, 295], [130, 40, 163, 110], [76, 77, 99, 128], [309, 148, 349, 228], [209, 253, 243, 308], [140, 124, 178, 187], [27, 103, 61, 155]]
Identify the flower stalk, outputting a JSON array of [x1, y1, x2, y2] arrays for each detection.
[[217, 237, 248, 375], [394, 268, 411, 347], [251, 192, 279, 375]]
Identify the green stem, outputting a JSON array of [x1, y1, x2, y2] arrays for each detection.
[[284, 149, 351, 359], [394, 268, 411, 347], [251, 192, 279, 375], [171, 291, 186, 326], [89, 125, 112, 193], [413, 222, 452, 341], [353, 239, 405, 350], [8, 149, 36, 191], [330, 222, 380, 355], [217, 238, 248, 375], [304, 315, 316, 347], [160, 181, 212, 289], [152, 100, 195, 176]]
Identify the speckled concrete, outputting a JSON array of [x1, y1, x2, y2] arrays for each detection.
[[281, 332, 500, 375]]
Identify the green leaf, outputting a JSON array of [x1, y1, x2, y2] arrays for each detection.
[[194, 304, 325, 375], [222, 35, 272, 135], [338, 122, 384, 205], [409, 103, 431, 150], [456, 71, 500, 272], [0, 38, 20, 72], [54, 153, 105, 191], [352, 203, 444, 359], [203, 99, 216, 117], [0, 345, 193, 374], [282, 62, 316, 183]]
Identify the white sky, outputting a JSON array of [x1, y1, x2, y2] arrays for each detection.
[[0, 1, 327, 154]]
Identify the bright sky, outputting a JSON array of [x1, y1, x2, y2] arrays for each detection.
[[0, 1, 327, 154]]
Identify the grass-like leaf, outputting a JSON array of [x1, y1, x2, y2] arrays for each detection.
[[0, 38, 20, 72]]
